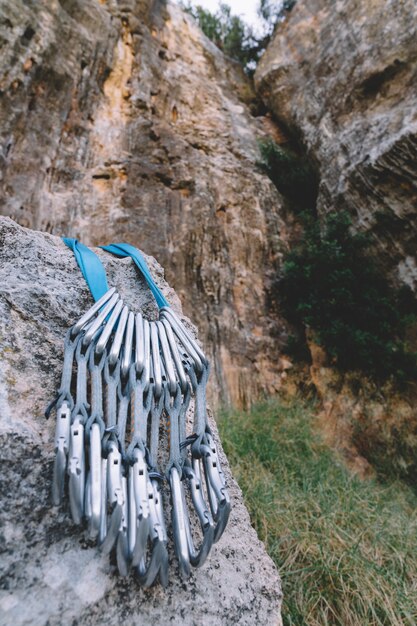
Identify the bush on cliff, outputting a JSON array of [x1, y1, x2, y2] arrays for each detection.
[[278, 211, 417, 382], [258, 138, 319, 212], [181, 2, 258, 67], [181, 1, 298, 71]]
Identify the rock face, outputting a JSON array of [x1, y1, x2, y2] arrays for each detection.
[[304, 338, 417, 484], [0, 217, 283, 626], [255, 0, 417, 290], [0, 0, 290, 407]]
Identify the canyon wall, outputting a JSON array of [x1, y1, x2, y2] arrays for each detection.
[[255, 0, 417, 290], [0, 0, 291, 407], [255, 0, 417, 481]]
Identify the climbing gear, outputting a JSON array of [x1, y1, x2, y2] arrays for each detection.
[[47, 239, 230, 585], [102, 244, 230, 555]]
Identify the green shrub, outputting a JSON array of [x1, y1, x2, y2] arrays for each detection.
[[278, 211, 417, 381], [219, 398, 417, 626], [181, 2, 298, 71], [258, 138, 319, 212], [258, 0, 297, 34]]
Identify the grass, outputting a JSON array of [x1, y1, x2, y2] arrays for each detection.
[[219, 398, 417, 626]]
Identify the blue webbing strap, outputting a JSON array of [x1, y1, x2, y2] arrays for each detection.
[[100, 243, 169, 309], [63, 238, 110, 302]]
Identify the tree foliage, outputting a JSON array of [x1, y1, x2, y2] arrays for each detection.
[[181, 1, 297, 71], [279, 211, 417, 381], [258, 0, 297, 35], [258, 138, 318, 212], [181, 2, 258, 67]]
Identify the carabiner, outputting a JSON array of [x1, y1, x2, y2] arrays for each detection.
[[130, 447, 151, 567], [136, 477, 169, 588], [71, 287, 117, 337], [151, 477, 169, 587], [100, 441, 124, 554], [150, 322, 163, 399], [182, 462, 214, 567], [98, 458, 108, 545], [170, 466, 191, 579], [116, 476, 130, 577], [88, 422, 102, 538], [52, 400, 71, 505], [95, 299, 124, 354], [121, 311, 135, 378], [82, 293, 120, 346], [68, 417, 85, 524], [160, 307, 208, 371], [156, 320, 177, 395], [200, 432, 231, 543], [160, 318, 188, 393], [108, 304, 129, 365]]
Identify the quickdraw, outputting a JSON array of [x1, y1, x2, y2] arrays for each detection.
[[47, 239, 230, 585]]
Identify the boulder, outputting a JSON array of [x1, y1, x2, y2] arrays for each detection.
[[0, 216, 282, 626]]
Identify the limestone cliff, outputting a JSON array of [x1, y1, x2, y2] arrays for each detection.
[[255, 0, 417, 480], [255, 0, 417, 290], [0, 0, 291, 407]]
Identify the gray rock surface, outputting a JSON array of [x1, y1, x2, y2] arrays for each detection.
[[255, 0, 417, 290], [0, 0, 290, 407], [0, 216, 283, 626]]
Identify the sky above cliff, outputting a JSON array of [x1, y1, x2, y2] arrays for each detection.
[[195, 0, 261, 26], [177, 0, 263, 30]]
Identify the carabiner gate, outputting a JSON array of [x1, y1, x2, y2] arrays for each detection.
[[68, 416, 85, 524], [52, 400, 71, 505]]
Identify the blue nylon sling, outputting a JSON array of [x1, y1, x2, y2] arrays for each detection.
[[63, 238, 109, 302], [100, 243, 169, 309]]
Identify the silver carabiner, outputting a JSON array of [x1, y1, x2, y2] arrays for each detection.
[[152, 478, 169, 587], [156, 321, 177, 395], [121, 311, 135, 378], [68, 417, 85, 524], [84, 471, 92, 521], [150, 322, 162, 399], [101, 441, 124, 554], [128, 465, 137, 559], [183, 462, 214, 567], [52, 400, 71, 505], [88, 423, 102, 538], [108, 304, 129, 365], [160, 318, 188, 393], [131, 448, 151, 567], [160, 307, 207, 372], [136, 477, 169, 588], [134, 312, 145, 373], [98, 458, 108, 545], [82, 293, 120, 346], [116, 476, 130, 577], [201, 433, 230, 543], [170, 466, 191, 579], [140, 319, 151, 390], [71, 287, 117, 337], [95, 299, 124, 354]]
